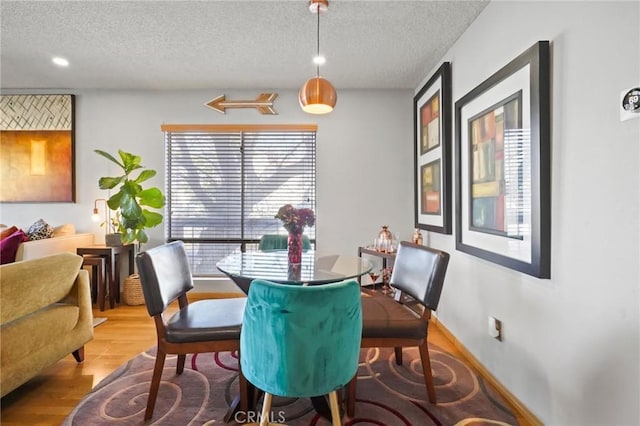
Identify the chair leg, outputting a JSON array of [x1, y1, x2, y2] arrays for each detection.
[[329, 391, 342, 426], [418, 341, 436, 404], [145, 350, 167, 420], [394, 347, 403, 365], [260, 392, 272, 426], [346, 375, 357, 417], [239, 369, 250, 414], [176, 354, 186, 374]]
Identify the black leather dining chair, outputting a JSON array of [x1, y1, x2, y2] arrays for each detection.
[[136, 240, 248, 421], [346, 241, 450, 416]]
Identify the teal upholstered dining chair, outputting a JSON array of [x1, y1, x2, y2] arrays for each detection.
[[258, 234, 312, 251], [240, 279, 362, 426]]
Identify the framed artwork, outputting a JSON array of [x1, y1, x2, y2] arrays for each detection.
[[455, 41, 550, 278], [0, 94, 76, 202], [414, 62, 452, 234]]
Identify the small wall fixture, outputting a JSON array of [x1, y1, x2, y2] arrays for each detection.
[[299, 0, 336, 114]]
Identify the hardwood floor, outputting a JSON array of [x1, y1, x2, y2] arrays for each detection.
[[0, 295, 529, 425]]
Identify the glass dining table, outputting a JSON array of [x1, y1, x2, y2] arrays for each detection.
[[216, 249, 373, 293], [216, 249, 373, 423]]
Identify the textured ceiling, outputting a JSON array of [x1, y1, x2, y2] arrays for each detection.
[[0, 0, 488, 91]]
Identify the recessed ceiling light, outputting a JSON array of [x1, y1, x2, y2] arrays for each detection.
[[313, 55, 326, 65], [52, 57, 69, 67]]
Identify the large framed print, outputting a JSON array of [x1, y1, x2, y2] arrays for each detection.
[[0, 94, 76, 202], [455, 41, 550, 278], [414, 62, 452, 234]]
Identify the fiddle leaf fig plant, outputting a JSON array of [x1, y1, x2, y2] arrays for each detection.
[[95, 149, 165, 244]]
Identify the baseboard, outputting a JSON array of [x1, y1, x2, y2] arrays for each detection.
[[431, 316, 542, 426]]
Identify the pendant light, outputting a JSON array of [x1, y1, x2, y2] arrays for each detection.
[[299, 0, 337, 114]]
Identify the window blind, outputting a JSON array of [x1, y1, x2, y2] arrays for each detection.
[[164, 126, 316, 276]]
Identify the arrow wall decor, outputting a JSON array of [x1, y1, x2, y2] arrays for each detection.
[[205, 93, 278, 115]]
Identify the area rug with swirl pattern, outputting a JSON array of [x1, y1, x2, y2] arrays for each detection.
[[64, 345, 518, 425]]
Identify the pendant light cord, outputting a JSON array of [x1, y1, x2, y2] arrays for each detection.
[[316, 6, 320, 77]]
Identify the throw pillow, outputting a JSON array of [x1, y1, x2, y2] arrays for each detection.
[[27, 219, 54, 241], [53, 223, 76, 237], [0, 225, 18, 240], [0, 229, 28, 264]]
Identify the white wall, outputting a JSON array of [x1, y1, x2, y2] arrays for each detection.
[[0, 89, 414, 288], [420, 1, 639, 424]]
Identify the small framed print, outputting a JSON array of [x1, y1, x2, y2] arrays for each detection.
[[420, 159, 441, 215], [455, 41, 551, 278], [414, 62, 452, 234], [420, 92, 441, 155]]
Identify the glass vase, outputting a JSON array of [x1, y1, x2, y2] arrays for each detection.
[[288, 231, 303, 264], [288, 262, 302, 281]]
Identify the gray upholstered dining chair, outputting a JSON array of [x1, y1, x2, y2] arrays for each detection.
[[136, 240, 248, 421], [346, 241, 450, 416]]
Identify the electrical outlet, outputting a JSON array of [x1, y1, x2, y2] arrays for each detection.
[[488, 316, 502, 341]]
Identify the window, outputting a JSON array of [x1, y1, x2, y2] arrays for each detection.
[[163, 124, 316, 276]]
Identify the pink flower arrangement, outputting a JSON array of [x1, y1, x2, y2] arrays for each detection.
[[275, 204, 315, 234]]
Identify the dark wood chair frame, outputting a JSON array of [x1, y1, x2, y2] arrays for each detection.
[[146, 293, 249, 421], [346, 296, 436, 415], [346, 241, 449, 417], [137, 241, 248, 421]]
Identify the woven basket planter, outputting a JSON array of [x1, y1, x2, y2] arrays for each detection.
[[123, 274, 145, 306]]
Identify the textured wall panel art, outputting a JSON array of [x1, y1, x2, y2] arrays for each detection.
[[0, 94, 76, 202]]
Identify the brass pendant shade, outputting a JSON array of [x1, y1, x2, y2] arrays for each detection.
[[299, 76, 336, 114], [309, 0, 328, 13], [299, 0, 336, 114]]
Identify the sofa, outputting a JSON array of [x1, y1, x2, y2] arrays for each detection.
[[15, 232, 95, 262], [1, 220, 95, 265], [0, 252, 94, 397]]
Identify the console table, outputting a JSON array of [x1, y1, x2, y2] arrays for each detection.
[[77, 244, 135, 309], [357, 246, 396, 285]]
